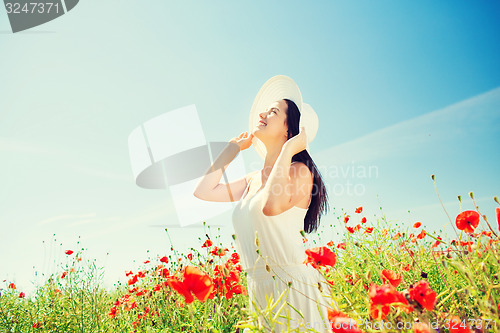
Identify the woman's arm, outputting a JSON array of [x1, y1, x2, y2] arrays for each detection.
[[193, 132, 255, 202], [193, 142, 242, 202]]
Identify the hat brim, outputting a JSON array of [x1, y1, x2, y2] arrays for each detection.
[[248, 75, 318, 159]]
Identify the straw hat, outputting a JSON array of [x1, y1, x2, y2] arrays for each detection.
[[248, 75, 319, 159]]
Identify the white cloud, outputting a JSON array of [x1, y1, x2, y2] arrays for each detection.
[[315, 86, 500, 166]]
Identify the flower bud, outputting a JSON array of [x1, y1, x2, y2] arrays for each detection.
[[255, 232, 259, 247], [300, 230, 306, 238], [265, 265, 270, 273], [479, 262, 486, 272], [469, 191, 474, 199], [431, 174, 435, 181], [288, 281, 293, 288], [494, 196, 499, 205], [457, 195, 461, 202], [232, 234, 236, 240]]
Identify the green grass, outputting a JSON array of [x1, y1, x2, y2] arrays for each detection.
[[1, 190, 499, 333]]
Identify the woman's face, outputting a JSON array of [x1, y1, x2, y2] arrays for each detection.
[[253, 100, 288, 140]]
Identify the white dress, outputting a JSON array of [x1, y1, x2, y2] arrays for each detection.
[[232, 173, 333, 333]]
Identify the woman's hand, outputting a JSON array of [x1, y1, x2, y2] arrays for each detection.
[[283, 126, 307, 156], [229, 131, 254, 151]]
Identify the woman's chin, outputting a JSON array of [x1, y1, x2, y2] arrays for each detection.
[[252, 131, 263, 140]]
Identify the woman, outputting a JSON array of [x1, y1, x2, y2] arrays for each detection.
[[194, 75, 332, 332]]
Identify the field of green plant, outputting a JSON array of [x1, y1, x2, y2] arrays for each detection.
[[1, 183, 499, 333]]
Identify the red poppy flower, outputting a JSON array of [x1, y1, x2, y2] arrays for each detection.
[[496, 207, 500, 232], [60, 272, 67, 279], [481, 231, 492, 237], [355, 206, 363, 214], [361, 217, 367, 224], [370, 304, 390, 321], [33, 322, 43, 329], [303, 246, 337, 269], [128, 275, 138, 285], [228, 252, 240, 265], [455, 210, 480, 234], [18, 292, 25, 298], [413, 222, 422, 228], [432, 237, 443, 248], [327, 308, 363, 333], [354, 224, 361, 231], [137, 271, 146, 278], [159, 256, 169, 264], [159, 268, 170, 278], [381, 269, 402, 287], [344, 215, 350, 223], [8, 283, 16, 289], [209, 263, 247, 300], [125, 270, 133, 276], [346, 226, 355, 233], [210, 246, 229, 257], [369, 283, 407, 306], [364, 227, 374, 234], [201, 239, 213, 248], [166, 265, 214, 304], [327, 241, 334, 247], [393, 232, 401, 240], [187, 253, 193, 261], [369, 283, 408, 319], [417, 230, 426, 239], [409, 280, 437, 311], [143, 260, 150, 264], [127, 301, 137, 310], [337, 242, 346, 250], [65, 250, 74, 255], [108, 306, 118, 318]]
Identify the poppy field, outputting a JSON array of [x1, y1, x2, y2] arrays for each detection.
[[1, 184, 499, 332]]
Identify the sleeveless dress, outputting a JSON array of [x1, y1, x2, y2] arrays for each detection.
[[232, 172, 333, 333]]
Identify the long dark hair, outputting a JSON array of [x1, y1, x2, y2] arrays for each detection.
[[283, 99, 329, 234]]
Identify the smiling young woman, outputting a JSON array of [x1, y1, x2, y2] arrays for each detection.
[[193, 75, 333, 332]]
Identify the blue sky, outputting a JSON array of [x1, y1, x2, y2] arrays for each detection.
[[1, 1, 499, 294]]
